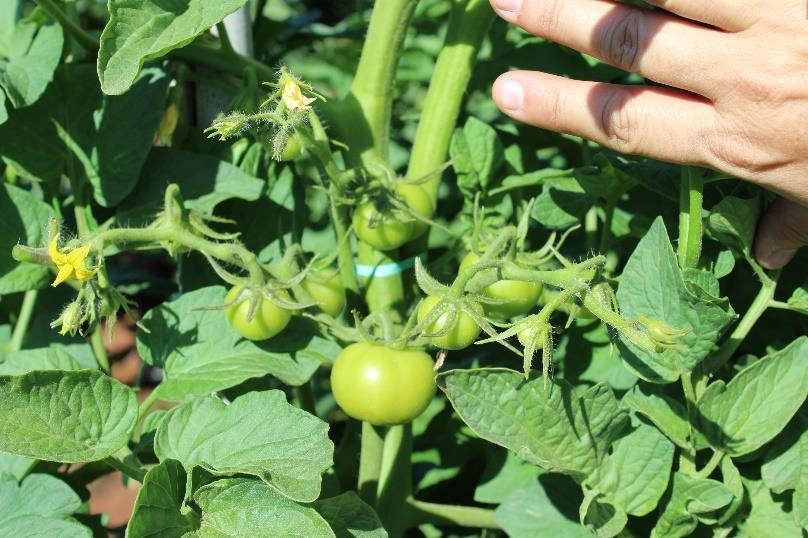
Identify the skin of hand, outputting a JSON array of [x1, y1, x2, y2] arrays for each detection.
[[488, 0, 808, 268]]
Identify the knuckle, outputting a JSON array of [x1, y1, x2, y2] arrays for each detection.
[[598, 90, 641, 153], [595, 10, 645, 72]]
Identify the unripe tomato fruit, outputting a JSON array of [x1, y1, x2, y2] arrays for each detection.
[[517, 325, 545, 348], [225, 286, 292, 341], [330, 342, 436, 426], [460, 252, 542, 320], [279, 134, 303, 161], [301, 269, 346, 317], [353, 202, 413, 251], [394, 184, 434, 239], [416, 295, 483, 350]]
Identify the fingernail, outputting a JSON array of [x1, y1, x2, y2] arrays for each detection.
[[491, 0, 521, 22], [758, 248, 796, 270], [496, 78, 524, 111]]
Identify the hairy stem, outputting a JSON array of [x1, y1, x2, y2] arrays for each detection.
[[677, 167, 704, 269], [102, 456, 147, 483], [358, 422, 386, 507], [406, 0, 495, 199]]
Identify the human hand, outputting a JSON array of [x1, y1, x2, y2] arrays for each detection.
[[488, 0, 808, 268]]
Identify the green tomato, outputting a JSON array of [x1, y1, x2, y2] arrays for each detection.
[[416, 295, 483, 350], [353, 202, 413, 251], [330, 342, 436, 426], [279, 134, 303, 161], [460, 252, 542, 320], [225, 286, 292, 341], [302, 269, 346, 317], [517, 325, 545, 348], [394, 183, 434, 239]]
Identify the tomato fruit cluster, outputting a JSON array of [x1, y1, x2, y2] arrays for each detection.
[[225, 286, 292, 341], [302, 269, 346, 317], [330, 342, 436, 426], [459, 252, 542, 320]]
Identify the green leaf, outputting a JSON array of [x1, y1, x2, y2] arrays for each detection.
[[154, 390, 333, 503], [0, 64, 168, 206], [0, 20, 63, 113], [622, 383, 691, 448], [488, 168, 572, 195], [437, 368, 627, 480], [706, 196, 760, 257], [531, 176, 595, 229], [494, 475, 590, 538], [0, 473, 90, 537], [698, 337, 808, 456], [0, 344, 83, 375], [127, 459, 195, 538], [651, 472, 733, 538], [740, 478, 804, 538], [0, 184, 54, 294], [585, 420, 675, 516], [137, 286, 331, 401], [762, 410, 807, 528], [579, 493, 627, 538], [475, 449, 542, 504], [98, 0, 248, 95], [313, 492, 387, 537], [616, 217, 735, 383], [190, 478, 333, 537], [0, 452, 34, 480], [787, 282, 808, 315], [116, 148, 266, 226], [450, 116, 503, 197], [0, 370, 138, 462]]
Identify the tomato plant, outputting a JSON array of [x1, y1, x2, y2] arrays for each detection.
[[0, 1, 805, 538], [331, 342, 435, 426]]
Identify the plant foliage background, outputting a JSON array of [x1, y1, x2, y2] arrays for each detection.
[[0, 0, 806, 537]]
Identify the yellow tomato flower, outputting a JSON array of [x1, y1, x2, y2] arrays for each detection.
[[281, 79, 315, 113], [48, 234, 96, 287]]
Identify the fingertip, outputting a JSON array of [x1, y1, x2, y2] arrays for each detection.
[[755, 249, 796, 270], [492, 74, 525, 112]]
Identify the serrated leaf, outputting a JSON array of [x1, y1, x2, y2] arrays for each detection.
[[0, 345, 83, 375], [437, 368, 627, 480], [313, 492, 387, 538], [586, 420, 674, 516], [651, 472, 733, 538], [450, 116, 503, 197], [0, 370, 138, 462], [616, 217, 735, 383], [579, 493, 627, 538], [762, 410, 807, 528], [116, 148, 266, 226], [0, 183, 53, 294], [137, 286, 332, 401], [154, 390, 333, 503], [698, 337, 808, 456], [98, 0, 248, 95], [494, 475, 590, 538], [190, 478, 333, 537], [0, 473, 90, 537], [127, 459, 195, 538], [0, 20, 63, 112]]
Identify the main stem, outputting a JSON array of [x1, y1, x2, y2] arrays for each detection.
[[677, 167, 704, 269], [358, 423, 386, 507], [8, 290, 38, 353]]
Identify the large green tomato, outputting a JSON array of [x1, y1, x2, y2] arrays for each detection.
[[330, 342, 436, 426], [460, 252, 542, 320], [353, 202, 413, 251], [394, 183, 434, 239], [416, 295, 483, 350], [225, 286, 292, 341], [302, 269, 346, 317]]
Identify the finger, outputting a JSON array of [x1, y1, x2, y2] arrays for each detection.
[[489, 0, 729, 97], [643, 0, 757, 31], [754, 198, 808, 269], [492, 70, 715, 164]]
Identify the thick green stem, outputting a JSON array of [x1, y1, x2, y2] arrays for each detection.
[[406, 499, 499, 529], [679, 371, 698, 475], [406, 0, 495, 198], [358, 422, 386, 507], [696, 450, 724, 479], [376, 424, 414, 537], [677, 167, 704, 269], [8, 290, 38, 353], [102, 456, 146, 483], [138, 389, 160, 420], [89, 328, 110, 373], [599, 197, 617, 252]]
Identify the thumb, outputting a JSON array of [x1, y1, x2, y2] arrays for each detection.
[[754, 197, 808, 269]]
